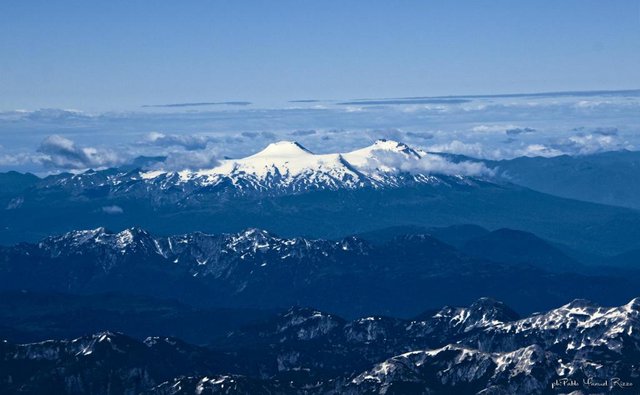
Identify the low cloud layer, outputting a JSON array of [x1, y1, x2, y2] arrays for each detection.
[[37, 135, 124, 170], [505, 127, 536, 136], [556, 134, 631, 155], [0, 151, 33, 167], [290, 130, 316, 136], [427, 140, 565, 160], [405, 131, 434, 140], [102, 205, 124, 214], [361, 150, 494, 178], [143, 132, 219, 151], [142, 101, 251, 108], [154, 148, 220, 171], [241, 131, 277, 140]]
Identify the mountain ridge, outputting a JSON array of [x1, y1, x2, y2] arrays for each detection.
[[3, 226, 640, 317], [2, 296, 639, 394]]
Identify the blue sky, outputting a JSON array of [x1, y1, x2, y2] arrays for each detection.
[[1, 1, 639, 110], [1, 2, 639, 173]]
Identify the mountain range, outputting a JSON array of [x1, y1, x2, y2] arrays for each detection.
[[2, 297, 638, 394], [6, 139, 479, 201], [6, 142, 639, 209], [483, 150, 640, 210], [1, 226, 638, 317]]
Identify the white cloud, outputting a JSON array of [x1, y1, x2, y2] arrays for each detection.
[[400, 104, 450, 113], [406, 154, 494, 177], [143, 132, 219, 151], [426, 140, 564, 160], [366, 129, 405, 142], [102, 205, 124, 214], [517, 144, 564, 158], [469, 124, 536, 136], [471, 124, 518, 133], [427, 140, 488, 158], [558, 134, 633, 155], [574, 100, 610, 108], [36, 135, 125, 170], [405, 131, 435, 140], [153, 146, 220, 171], [0, 146, 35, 167], [505, 127, 536, 136], [361, 150, 494, 178]]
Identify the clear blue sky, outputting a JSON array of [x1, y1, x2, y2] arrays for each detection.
[[1, 0, 639, 110]]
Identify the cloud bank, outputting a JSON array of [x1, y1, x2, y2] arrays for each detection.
[[157, 149, 220, 171], [37, 135, 124, 170], [143, 132, 219, 151], [361, 150, 494, 178], [1, 90, 637, 172]]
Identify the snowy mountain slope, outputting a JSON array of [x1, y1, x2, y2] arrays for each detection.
[[4, 298, 638, 394], [347, 344, 556, 395], [215, 298, 640, 394], [467, 297, 640, 357], [346, 298, 640, 394], [175, 141, 372, 191]]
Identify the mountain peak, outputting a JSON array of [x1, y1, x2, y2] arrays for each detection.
[[342, 139, 423, 169], [371, 139, 421, 157], [468, 297, 520, 323], [624, 297, 640, 311], [372, 139, 407, 150], [250, 141, 312, 158], [44, 227, 108, 247], [562, 299, 597, 310], [236, 228, 274, 240], [113, 227, 153, 248]]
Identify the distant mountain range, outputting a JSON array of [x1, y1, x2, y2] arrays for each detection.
[[1, 226, 638, 317], [485, 150, 640, 210], [5, 142, 639, 210], [2, 297, 638, 394], [2, 142, 640, 257]]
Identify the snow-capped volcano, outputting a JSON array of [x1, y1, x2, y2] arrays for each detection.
[[27, 140, 492, 202], [138, 139, 488, 194], [187, 140, 371, 191]]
